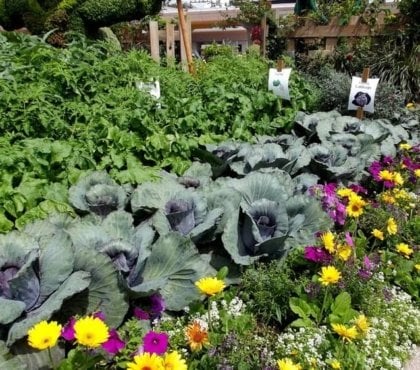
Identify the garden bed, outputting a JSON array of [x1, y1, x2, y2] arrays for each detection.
[[0, 32, 419, 370]]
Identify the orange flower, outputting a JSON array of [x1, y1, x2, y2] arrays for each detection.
[[185, 321, 209, 351]]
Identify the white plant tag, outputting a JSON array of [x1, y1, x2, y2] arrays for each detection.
[[347, 76, 379, 113], [136, 80, 161, 99], [268, 68, 292, 100]]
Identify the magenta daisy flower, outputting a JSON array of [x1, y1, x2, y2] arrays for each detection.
[[143, 331, 168, 355]]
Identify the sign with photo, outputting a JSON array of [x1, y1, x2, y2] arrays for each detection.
[[347, 76, 379, 113], [268, 68, 292, 100]]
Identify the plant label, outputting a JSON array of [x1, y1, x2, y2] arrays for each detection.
[[347, 76, 379, 113], [268, 68, 292, 100], [136, 80, 161, 99], [136, 80, 161, 108]]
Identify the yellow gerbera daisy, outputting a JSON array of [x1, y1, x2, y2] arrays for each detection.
[[126, 353, 165, 370], [330, 359, 341, 369], [185, 321, 209, 351], [414, 169, 420, 178], [354, 314, 370, 334], [320, 231, 335, 253], [399, 143, 411, 150], [346, 194, 367, 218], [336, 188, 356, 198], [379, 170, 394, 182], [163, 351, 188, 370], [386, 217, 398, 235], [277, 358, 302, 370], [396, 243, 414, 258], [195, 277, 225, 296], [331, 323, 358, 342], [415, 264, 420, 272], [319, 266, 341, 286], [74, 316, 109, 348], [27, 321, 62, 350], [392, 172, 404, 186], [371, 229, 384, 241], [337, 244, 352, 261]]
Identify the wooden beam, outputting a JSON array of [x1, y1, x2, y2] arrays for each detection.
[[177, 0, 195, 74], [166, 22, 175, 59], [149, 21, 160, 63]]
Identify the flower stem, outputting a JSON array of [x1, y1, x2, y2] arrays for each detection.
[[318, 286, 330, 326], [207, 297, 213, 332], [48, 348, 56, 370]]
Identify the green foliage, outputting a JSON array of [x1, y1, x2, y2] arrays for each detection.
[[78, 0, 138, 27], [0, 0, 162, 34], [201, 43, 236, 60], [240, 261, 297, 326], [0, 30, 319, 234]]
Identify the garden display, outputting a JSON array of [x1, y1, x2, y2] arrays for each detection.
[[0, 30, 419, 370]]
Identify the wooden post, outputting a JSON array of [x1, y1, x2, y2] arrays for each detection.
[[356, 67, 370, 120], [276, 59, 284, 72], [149, 20, 160, 63], [325, 38, 338, 53], [176, 0, 195, 75], [260, 0, 271, 58], [166, 22, 175, 60], [286, 39, 295, 55], [261, 14, 267, 58]]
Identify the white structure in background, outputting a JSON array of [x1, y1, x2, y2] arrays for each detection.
[[160, 1, 296, 55]]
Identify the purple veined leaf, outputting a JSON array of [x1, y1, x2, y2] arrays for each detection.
[[164, 199, 195, 235], [0, 265, 20, 299]]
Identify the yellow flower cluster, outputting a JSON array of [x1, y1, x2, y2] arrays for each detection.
[[126, 351, 187, 370], [27, 314, 114, 353], [331, 314, 370, 343], [378, 170, 404, 186], [380, 188, 413, 208], [319, 232, 352, 261]]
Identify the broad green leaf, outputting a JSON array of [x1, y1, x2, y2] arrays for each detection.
[[129, 233, 214, 310], [71, 247, 129, 328], [0, 299, 26, 325], [7, 271, 91, 345]]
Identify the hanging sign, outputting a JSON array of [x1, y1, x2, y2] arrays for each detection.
[[136, 80, 161, 99], [268, 67, 292, 100], [347, 76, 379, 113]]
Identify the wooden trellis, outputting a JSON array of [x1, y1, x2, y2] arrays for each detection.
[[286, 13, 396, 55]]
